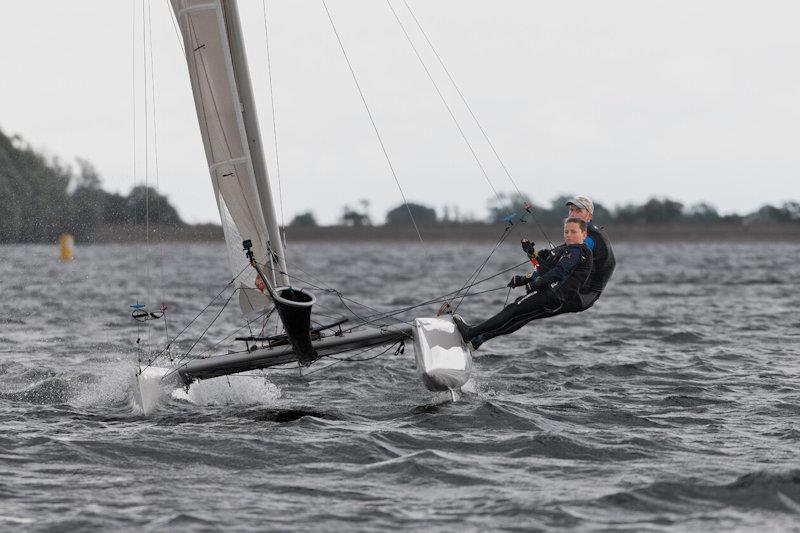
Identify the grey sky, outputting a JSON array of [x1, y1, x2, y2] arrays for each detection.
[[1, 1, 798, 224]]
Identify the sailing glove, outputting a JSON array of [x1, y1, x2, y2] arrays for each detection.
[[508, 273, 533, 288], [521, 239, 537, 259], [507, 275, 526, 288], [536, 248, 552, 262]]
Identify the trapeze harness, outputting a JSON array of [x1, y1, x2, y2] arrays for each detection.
[[464, 243, 593, 347]]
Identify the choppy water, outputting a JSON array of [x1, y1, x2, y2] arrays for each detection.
[[2, 240, 800, 531]]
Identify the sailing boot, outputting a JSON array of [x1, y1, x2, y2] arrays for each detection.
[[469, 334, 486, 350], [454, 314, 489, 350], [452, 314, 473, 344]]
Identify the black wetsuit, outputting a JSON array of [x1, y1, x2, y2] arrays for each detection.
[[461, 243, 592, 348], [577, 222, 616, 310]]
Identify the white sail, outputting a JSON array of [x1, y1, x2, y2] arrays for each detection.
[[170, 0, 288, 314]]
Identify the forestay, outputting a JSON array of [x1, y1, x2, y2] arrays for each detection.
[[170, 0, 288, 314]]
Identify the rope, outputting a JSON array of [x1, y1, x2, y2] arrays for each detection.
[[385, 0, 502, 204], [196, 307, 274, 358], [175, 288, 238, 365], [130, 0, 141, 342], [451, 224, 514, 312], [401, 0, 521, 199], [305, 261, 526, 325], [278, 261, 410, 328], [399, 0, 555, 248], [325, 340, 402, 362], [446, 210, 535, 313], [145, 0, 167, 309], [141, 263, 251, 370], [261, 0, 285, 230], [166, 1, 186, 56], [321, 0, 427, 254], [141, 0, 151, 310]]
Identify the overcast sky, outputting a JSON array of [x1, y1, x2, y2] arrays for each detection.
[[1, 1, 799, 224]]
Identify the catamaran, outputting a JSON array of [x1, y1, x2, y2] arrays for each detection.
[[133, 0, 476, 414]]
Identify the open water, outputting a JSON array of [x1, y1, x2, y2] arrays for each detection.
[[1, 240, 799, 531]]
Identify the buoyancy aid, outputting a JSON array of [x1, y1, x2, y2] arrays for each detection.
[[536, 243, 593, 308], [585, 224, 615, 294]]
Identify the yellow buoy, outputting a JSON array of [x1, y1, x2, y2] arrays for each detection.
[[59, 233, 74, 261]]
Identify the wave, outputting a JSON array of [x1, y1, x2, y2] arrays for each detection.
[[0, 376, 72, 404], [660, 331, 708, 344], [590, 469, 800, 516]]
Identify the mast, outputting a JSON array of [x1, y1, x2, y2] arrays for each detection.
[[222, 0, 289, 286], [170, 0, 289, 315]]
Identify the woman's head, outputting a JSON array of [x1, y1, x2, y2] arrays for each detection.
[[563, 217, 587, 245]]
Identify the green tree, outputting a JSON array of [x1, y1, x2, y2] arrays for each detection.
[[385, 202, 437, 225], [615, 197, 684, 223], [127, 185, 183, 226], [103, 192, 130, 225], [0, 128, 186, 242], [340, 200, 371, 226], [487, 192, 537, 223], [289, 211, 318, 226], [685, 202, 720, 223], [69, 158, 105, 237]]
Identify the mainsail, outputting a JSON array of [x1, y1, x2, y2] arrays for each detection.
[[170, 0, 289, 314]]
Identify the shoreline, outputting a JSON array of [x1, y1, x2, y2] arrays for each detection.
[[27, 222, 800, 244]]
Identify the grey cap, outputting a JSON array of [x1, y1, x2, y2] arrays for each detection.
[[565, 195, 594, 214]]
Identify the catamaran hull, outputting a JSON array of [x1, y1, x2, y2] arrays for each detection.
[[413, 317, 473, 392], [133, 319, 472, 414], [133, 324, 414, 414]]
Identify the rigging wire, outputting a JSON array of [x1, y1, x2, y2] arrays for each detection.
[[447, 212, 536, 312], [176, 288, 239, 365], [130, 0, 142, 334], [320, 0, 427, 255], [261, 0, 286, 232], [361, 265, 524, 322], [130, 0, 138, 256], [325, 340, 401, 362], [285, 257, 528, 325], [197, 307, 274, 358], [384, 0, 502, 204], [399, 0, 554, 247], [145, 0, 167, 309], [278, 266, 410, 328], [141, 263, 251, 370], [401, 0, 522, 199], [141, 0, 151, 313], [166, 1, 186, 57]]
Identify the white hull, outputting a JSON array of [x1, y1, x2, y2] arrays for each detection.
[[134, 318, 472, 414], [413, 316, 473, 392]]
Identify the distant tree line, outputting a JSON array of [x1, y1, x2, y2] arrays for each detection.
[[485, 193, 800, 225], [4, 128, 797, 244], [289, 193, 800, 228], [0, 129, 182, 243]]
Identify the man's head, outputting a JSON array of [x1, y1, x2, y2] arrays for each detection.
[[566, 196, 593, 222], [563, 217, 587, 245]]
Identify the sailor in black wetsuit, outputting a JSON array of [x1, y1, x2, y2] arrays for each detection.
[[453, 217, 593, 350], [564, 196, 616, 309]]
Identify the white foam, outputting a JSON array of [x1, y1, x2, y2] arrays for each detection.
[[172, 373, 281, 408]]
